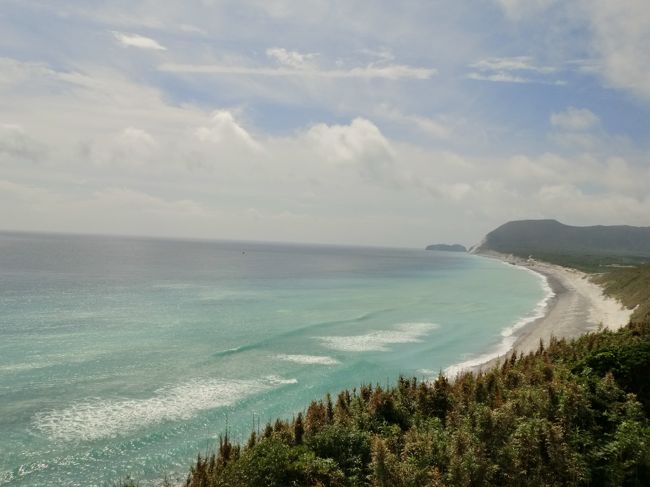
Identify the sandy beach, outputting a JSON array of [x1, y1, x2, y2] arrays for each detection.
[[464, 251, 633, 375]]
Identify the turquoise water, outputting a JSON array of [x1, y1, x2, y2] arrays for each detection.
[[0, 232, 547, 486]]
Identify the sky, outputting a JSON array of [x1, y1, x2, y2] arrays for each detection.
[[1, 0, 649, 248]]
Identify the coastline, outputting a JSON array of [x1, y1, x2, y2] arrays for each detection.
[[447, 251, 633, 376]]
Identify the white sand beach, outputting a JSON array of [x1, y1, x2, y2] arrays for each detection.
[[466, 251, 633, 374]]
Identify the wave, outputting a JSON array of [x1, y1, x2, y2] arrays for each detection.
[[276, 354, 340, 365], [151, 283, 196, 290], [153, 283, 264, 303], [0, 362, 47, 373], [444, 266, 555, 378], [264, 375, 299, 384], [317, 322, 439, 352], [211, 308, 394, 359], [214, 346, 246, 356], [32, 376, 297, 442], [196, 290, 262, 303], [443, 335, 518, 378], [500, 268, 555, 337], [0, 351, 105, 375]]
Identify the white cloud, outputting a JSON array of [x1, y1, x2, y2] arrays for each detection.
[[85, 127, 158, 167], [550, 107, 600, 131], [494, 1, 650, 102], [439, 182, 473, 201], [0, 39, 647, 247], [467, 72, 531, 83], [467, 56, 561, 84], [409, 116, 452, 140], [0, 124, 44, 162], [92, 187, 205, 216], [375, 105, 451, 139], [582, 0, 650, 101], [120, 127, 156, 146], [306, 118, 393, 164], [158, 62, 435, 80], [0, 58, 56, 88], [266, 48, 317, 69], [112, 31, 167, 50], [495, 0, 559, 19], [179, 24, 207, 35], [359, 48, 396, 63], [0, 179, 57, 204], [470, 56, 555, 74], [195, 110, 261, 151]]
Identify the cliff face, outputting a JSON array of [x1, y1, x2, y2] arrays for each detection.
[[425, 243, 467, 252], [473, 219, 650, 270]]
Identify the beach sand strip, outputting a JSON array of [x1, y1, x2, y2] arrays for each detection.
[[468, 251, 633, 374]]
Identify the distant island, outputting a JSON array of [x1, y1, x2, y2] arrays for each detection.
[[425, 243, 467, 252]]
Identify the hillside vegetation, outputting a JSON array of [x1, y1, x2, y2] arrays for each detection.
[[181, 320, 650, 487], [595, 264, 650, 322], [475, 220, 650, 271]]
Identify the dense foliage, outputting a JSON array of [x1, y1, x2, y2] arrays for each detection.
[[183, 321, 650, 487]]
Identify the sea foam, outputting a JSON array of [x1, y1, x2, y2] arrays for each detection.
[[276, 354, 340, 365], [33, 376, 296, 442], [317, 322, 439, 352], [500, 267, 555, 338]]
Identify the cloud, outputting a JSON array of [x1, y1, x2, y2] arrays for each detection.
[[112, 31, 167, 50], [195, 110, 261, 151], [0, 0, 648, 249], [534, 182, 650, 225], [467, 56, 562, 84], [408, 116, 452, 140], [306, 118, 393, 164], [582, 0, 650, 101], [0, 58, 56, 88], [495, 0, 559, 19], [494, 1, 650, 102], [120, 127, 156, 146], [158, 62, 435, 80], [359, 48, 396, 63], [266, 47, 317, 69], [439, 182, 473, 201], [546, 107, 632, 152], [0, 179, 57, 204], [375, 105, 452, 139], [0, 124, 44, 162], [179, 24, 207, 35], [92, 187, 205, 216], [470, 56, 555, 74], [550, 107, 600, 131], [84, 127, 159, 167], [467, 72, 531, 84]]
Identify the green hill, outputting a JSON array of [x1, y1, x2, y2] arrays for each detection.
[[474, 220, 650, 271]]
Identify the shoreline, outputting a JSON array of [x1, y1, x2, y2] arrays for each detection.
[[447, 251, 633, 376]]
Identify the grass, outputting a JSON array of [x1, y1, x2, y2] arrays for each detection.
[[595, 264, 650, 322]]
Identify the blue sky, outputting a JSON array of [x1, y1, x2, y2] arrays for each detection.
[[1, 0, 649, 247]]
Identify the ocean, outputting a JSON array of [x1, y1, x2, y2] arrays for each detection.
[[0, 232, 550, 486]]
